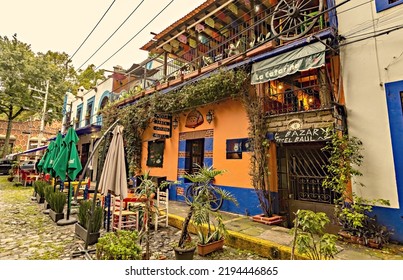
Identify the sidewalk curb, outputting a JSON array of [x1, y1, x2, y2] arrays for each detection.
[[168, 213, 307, 260]]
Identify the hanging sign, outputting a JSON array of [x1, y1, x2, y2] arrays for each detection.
[[153, 113, 172, 138], [274, 127, 331, 143]]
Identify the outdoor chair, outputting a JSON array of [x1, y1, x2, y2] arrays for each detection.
[[111, 195, 139, 231], [154, 188, 169, 231]]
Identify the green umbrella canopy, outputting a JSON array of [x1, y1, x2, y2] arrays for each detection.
[[47, 132, 63, 173], [37, 148, 50, 173], [41, 141, 55, 174], [52, 127, 82, 181]]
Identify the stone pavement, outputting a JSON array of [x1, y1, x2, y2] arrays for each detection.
[[1, 177, 403, 260], [0, 178, 264, 260]]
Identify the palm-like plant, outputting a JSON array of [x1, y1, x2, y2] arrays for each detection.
[[177, 164, 238, 248]]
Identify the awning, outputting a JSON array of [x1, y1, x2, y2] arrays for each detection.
[[7, 145, 48, 158], [251, 41, 326, 85], [75, 124, 102, 136]]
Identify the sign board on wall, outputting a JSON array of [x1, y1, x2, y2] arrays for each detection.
[[274, 127, 331, 143], [152, 114, 172, 139]]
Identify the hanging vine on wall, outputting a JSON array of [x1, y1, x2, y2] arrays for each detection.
[[241, 84, 273, 217], [101, 68, 249, 174]]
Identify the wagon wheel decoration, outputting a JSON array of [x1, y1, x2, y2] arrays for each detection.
[[270, 0, 324, 41]]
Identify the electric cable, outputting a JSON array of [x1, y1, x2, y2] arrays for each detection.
[[70, 0, 117, 61], [95, 0, 175, 70], [77, 0, 146, 70]]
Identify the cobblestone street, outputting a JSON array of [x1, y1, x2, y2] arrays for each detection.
[[0, 177, 265, 260]]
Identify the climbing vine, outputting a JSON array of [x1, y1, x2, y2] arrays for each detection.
[[241, 84, 273, 217], [102, 69, 248, 174]]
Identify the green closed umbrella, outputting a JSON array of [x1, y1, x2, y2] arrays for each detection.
[[44, 132, 63, 191], [41, 141, 55, 175], [37, 147, 50, 173], [53, 127, 82, 221]]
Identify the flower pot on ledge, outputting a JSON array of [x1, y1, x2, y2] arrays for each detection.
[[197, 239, 225, 256]]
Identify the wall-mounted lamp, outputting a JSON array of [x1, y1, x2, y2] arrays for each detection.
[[206, 110, 214, 124], [172, 117, 179, 129]]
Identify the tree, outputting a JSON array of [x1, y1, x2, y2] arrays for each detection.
[[0, 35, 77, 157], [75, 64, 105, 93]]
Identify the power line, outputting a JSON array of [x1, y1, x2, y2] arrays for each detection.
[[77, 0, 146, 70], [69, 0, 117, 61], [95, 0, 175, 70]]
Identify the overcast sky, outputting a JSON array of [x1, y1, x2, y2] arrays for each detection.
[[0, 0, 205, 72]]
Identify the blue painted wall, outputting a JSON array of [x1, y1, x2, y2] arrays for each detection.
[[168, 182, 264, 216], [375, 80, 403, 243]]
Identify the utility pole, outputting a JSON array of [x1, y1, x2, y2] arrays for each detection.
[[29, 80, 49, 161]]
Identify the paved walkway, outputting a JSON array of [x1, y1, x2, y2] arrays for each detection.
[[1, 177, 403, 260], [167, 201, 403, 260], [0, 178, 264, 260]]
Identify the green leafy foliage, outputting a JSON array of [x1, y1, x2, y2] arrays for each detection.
[[322, 130, 364, 197], [102, 69, 248, 174], [96, 230, 142, 260], [291, 210, 338, 260], [180, 165, 238, 247], [0, 35, 77, 156], [321, 131, 391, 247]]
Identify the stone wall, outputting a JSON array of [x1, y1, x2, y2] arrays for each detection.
[[266, 109, 335, 133], [0, 119, 61, 157]]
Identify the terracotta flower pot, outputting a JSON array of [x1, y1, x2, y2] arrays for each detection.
[[197, 239, 225, 256]]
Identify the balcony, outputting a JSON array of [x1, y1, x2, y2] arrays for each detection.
[[262, 68, 332, 116], [120, 0, 333, 100]]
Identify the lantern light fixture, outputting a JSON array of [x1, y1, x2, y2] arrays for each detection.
[[206, 110, 214, 124]]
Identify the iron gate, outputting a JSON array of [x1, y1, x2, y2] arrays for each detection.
[[278, 143, 338, 208]]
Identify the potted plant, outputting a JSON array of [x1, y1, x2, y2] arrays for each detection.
[[134, 171, 172, 260], [195, 215, 227, 256], [75, 200, 103, 245], [49, 191, 66, 222], [43, 184, 53, 211], [174, 165, 238, 258], [34, 180, 47, 203], [96, 230, 142, 260]]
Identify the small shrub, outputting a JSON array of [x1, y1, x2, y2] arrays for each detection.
[[49, 191, 67, 213], [44, 185, 53, 202], [78, 200, 103, 233], [33, 181, 49, 198], [291, 210, 338, 260], [96, 230, 142, 260]]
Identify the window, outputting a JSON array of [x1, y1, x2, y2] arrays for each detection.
[[146, 141, 165, 167], [85, 102, 93, 126], [75, 108, 82, 129], [375, 0, 403, 12], [185, 139, 204, 175]]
